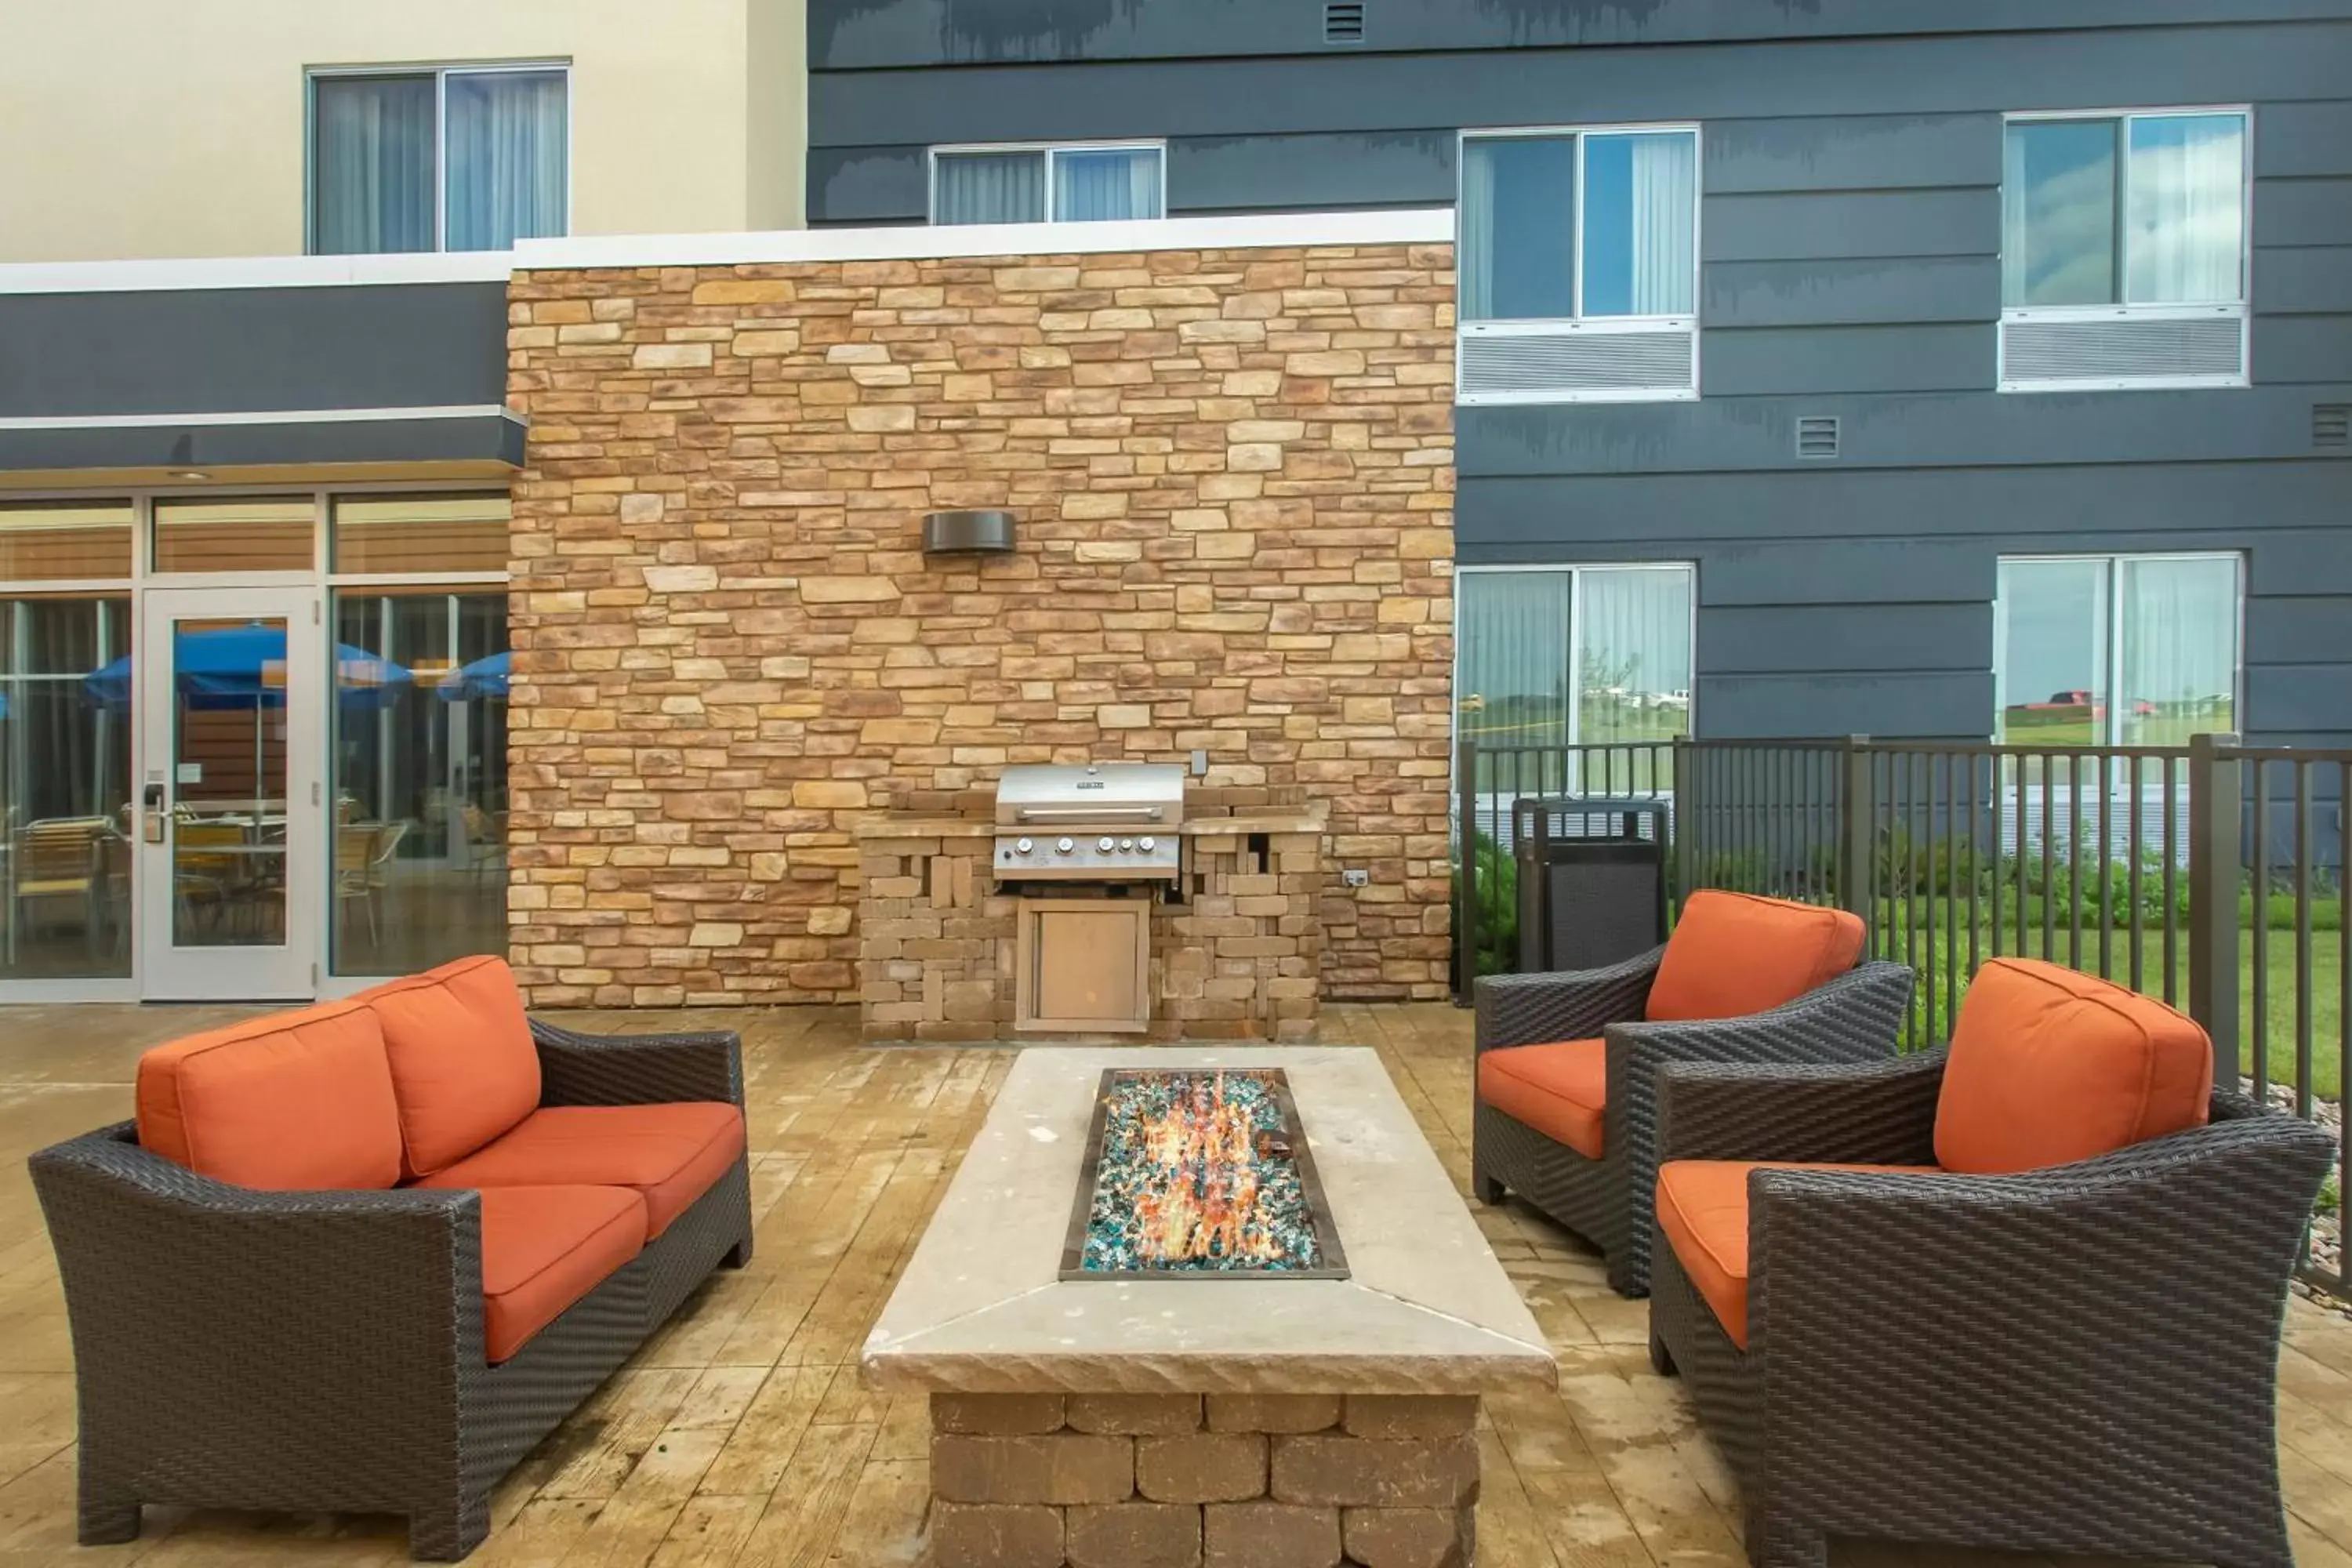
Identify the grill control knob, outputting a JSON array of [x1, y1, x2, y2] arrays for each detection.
[[1138, 836, 1156, 851], [1014, 837, 1033, 855], [1119, 838, 1134, 851], [1097, 836, 1116, 852], [1055, 837, 1075, 855]]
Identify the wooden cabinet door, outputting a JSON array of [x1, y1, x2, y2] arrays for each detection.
[[1015, 897, 1152, 1033]]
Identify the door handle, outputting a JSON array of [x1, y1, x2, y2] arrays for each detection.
[[143, 783, 167, 844]]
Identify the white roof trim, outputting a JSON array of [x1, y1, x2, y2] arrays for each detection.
[[0, 405, 523, 430], [0, 210, 1454, 297], [0, 251, 515, 296], [512, 209, 1455, 271]]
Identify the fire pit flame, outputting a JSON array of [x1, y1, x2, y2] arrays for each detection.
[[1065, 1068, 1345, 1279]]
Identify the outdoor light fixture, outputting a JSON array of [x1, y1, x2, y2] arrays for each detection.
[[168, 470, 210, 481], [921, 508, 1016, 555]]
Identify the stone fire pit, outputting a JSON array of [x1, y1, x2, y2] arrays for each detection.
[[862, 1047, 1555, 1568]]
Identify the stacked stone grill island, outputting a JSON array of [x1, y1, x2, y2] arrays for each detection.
[[863, 1047, 1555, 1568]]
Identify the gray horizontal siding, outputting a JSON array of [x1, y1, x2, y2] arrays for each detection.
[[811, 0, 2352, 71], [2253, 316, 2352, 383], [2245, 596, 2352, 664], [2257, 101, 2352, 176], [1704, 258, 1998, 328], [1698, 672, 1995, 740], [1701, 325, 1994, 396], [1704, 603, 1993, 673], [1704, 190, 1998, 263], [1700, 541, 1998, 608], [2254, 176, 2352, 248], [1704, 114, 2001, 195], [808, 20, 2352, 147], [1169, 131, 1457, 213], [2245, 663, 2352, 734], [807, 147, 930, 224], [1457, 463, 2352, 553], [2255, 246, 2352, 313], [0, 284, 510, 419], [1458, 386, 2352, 477]]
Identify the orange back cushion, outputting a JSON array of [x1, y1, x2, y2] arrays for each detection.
[[361, 955, 543, 1179], [1934, 957, 2212, 1174], [136, 1001, 402, 1189], [1646, 891, 1867, 1022]]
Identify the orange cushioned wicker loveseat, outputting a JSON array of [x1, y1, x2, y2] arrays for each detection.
[[31, 954, 754, 1561]]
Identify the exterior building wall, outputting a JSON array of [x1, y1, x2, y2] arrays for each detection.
[[0, 0, 801, 263], [502, 233, 1456, 1007], [808, 0, 2352, 748]]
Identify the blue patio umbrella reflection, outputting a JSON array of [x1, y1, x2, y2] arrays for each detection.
[[82, 622, 412, 711], [435, 650, 510, 703]]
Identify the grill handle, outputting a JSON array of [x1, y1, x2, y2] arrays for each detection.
[[1013, 805, 1167, 823]]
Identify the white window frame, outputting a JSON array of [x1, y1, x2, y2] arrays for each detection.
[[1454, 123, 1704, 406], [305, 61, 575, 256], [1991, 550, 2245, 747], [1450, 561, 1700, 773], [926, 140, 1170, 225], [1998, 106, 2253, 394]]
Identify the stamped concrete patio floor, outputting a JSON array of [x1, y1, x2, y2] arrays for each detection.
[[5, 1001, 2352, 1567]]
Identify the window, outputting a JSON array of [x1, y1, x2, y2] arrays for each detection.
[[2000, 110, 2249, 390], [1457, 126, 1700, 404], [310, 66, 568, 254], [1995, 554, 2241, 746], [930, 144, 1165, 225], [1456, 564, 1694, 793]]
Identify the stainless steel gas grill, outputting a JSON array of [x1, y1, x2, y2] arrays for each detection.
[[993, 763, 1185, 882]]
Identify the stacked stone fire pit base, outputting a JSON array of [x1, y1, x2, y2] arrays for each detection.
[[864, 1048, 1552, 1568], [931, 1392, 1475, 1568]]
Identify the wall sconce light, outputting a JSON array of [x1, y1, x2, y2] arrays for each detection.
[[921, 509, 1016, 555]]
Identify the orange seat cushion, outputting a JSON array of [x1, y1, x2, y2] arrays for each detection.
[[136, 1000, 402, 1190], [1934, 956, 2213, 1175], [1656, 1160, 1943, 1348], [359, 955, 543, 1180], [1647, 891, 1866, 1023], [478, 1185, 647, 1363], [418, 1102, 745, 1237], [1477, 1040, 1606, 1160]]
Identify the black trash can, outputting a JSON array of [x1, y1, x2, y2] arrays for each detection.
[[1512, 796, 1670, 976]]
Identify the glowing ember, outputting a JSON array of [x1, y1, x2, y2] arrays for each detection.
[[1068, 1069, 1342, 1277]]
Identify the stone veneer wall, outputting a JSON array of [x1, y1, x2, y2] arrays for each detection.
[[503, 239, 1455, 1007]]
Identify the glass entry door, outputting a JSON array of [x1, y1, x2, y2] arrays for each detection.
[[136, 586, 324, 1000]]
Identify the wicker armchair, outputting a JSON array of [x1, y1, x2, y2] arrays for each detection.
[[31, 1014, 753, 1562], [1472, 891, 1913, 1295], [1647, 959, 2332, 1568]]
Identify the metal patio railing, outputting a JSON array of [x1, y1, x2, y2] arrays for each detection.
[[1455, 732, 2350, 1293]]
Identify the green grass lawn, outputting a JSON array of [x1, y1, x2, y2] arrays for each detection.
[[1886, 922, 2346, 1101]]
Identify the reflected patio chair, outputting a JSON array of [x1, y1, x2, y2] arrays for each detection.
[[460, 802, 507, 887], [336, 821, 409, 944], [172, 820, 246, 936], [15, 818, 107, 946]]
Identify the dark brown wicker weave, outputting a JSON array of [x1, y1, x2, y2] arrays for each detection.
[[29, 1018, 755, 1562], [1647, 1051, 2335, 1568], [1472, 946, 1913, 1296]]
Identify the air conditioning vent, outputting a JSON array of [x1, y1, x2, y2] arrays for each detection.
[[1796, 416, 1840, 460], [1458, 323, 1697, 404], [2317, 404, 2351, 451], [1324, 2, 1365, 42], [2001, 308, 2245, 391]]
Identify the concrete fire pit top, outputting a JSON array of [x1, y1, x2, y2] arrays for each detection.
[[861, 1046, 1557, 1396]]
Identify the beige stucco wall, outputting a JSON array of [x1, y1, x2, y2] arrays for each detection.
[[0, 0, 804, 262]]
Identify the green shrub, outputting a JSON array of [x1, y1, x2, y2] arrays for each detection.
[[1873, 909, 1976, 1052], [1453, 833, 1519, 978]]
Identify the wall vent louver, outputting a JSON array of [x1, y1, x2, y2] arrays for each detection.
[[1324, 2, 1365, 43], [2317, 405, 2351, 451], [1796, 416, 1841, 460]]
